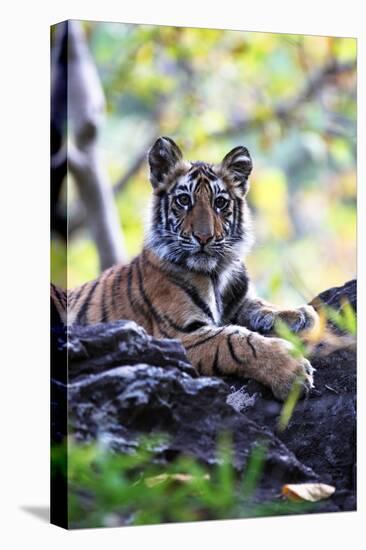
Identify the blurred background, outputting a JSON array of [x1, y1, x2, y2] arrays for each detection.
[[51, 21, 356, 305]]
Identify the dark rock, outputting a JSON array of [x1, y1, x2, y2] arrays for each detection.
[[227, 345, 356, 512], [65, 320, 196, 380], [60, 280, 356, 516], [68, 364, 317, 488], [310, 278, 357, 335], [51, 323, 67, 444], [224, 279, 357, 512], [311, 279, 356, 312]]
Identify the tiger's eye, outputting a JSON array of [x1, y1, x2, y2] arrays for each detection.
[[176, 194, 191, 207], [215, 196, 228, 209]]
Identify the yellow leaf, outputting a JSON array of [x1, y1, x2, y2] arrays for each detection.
[[282, 483, 335, 502]]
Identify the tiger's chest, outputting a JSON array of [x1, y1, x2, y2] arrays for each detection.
[[207, 282, 222, 325], [187, 273, 223, 326]]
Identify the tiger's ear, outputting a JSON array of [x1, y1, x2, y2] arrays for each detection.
[[148, 136, 183, 188], [219, 146, 252, 194]]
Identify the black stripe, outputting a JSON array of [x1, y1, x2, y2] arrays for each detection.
[[143, 253, 215, 323], [136, 263, 171, 338], [212, 278, 222, 319], [175, 184, 189, 193], [222, 267, 249, 321], [184, 320, 207, 332], [236, 197, 243, 236], [203, 168, 217, 181], [189, 162, 217, 182], [112, 266, 124, 316], [247, 333, 257, 358], [167, 272, 215, 322], [171, 204, 181, 219], [227, 332, 246, 365], [211, 346, 221, 376], [205, 164, 217, 178], [156, 201, 164, 228], [76, 280, 99, 324], [168, 179, 182, 195], [185, 327, 225, 350], [127, 261, 136, 313], [188, 168, 200, 180], [135, 257, 177, 337], [69, 282, 87, 308], [139, 253, 214, 335], [127, 259, 150, 322], [163, 194, 170, 229], [172, 218, 183, 232], [51, 284, 66, 309], [232, 199, 238, 233], [195, 175, 209, 194], [100, 272, 112, 323], [60, 288, 67, 309]]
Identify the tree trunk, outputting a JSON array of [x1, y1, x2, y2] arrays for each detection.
[[52, 21, 127, 272]]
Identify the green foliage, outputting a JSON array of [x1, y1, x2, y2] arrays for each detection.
[[272, 319, 308, 431], [53, 434, 313, 528], [274, 318, 306, 358], [273, 301, 356, 431], [57, 23, 356, 297], [323, 300, 357, 335], [242, 440, 268, 497], [277, 379, 305, 432]]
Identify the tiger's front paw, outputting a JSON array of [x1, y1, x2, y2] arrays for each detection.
[[266, 338, 315, 401], [250, 305, 319, 335]]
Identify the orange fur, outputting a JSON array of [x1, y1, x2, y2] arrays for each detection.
[[52, 138, 318, 400]]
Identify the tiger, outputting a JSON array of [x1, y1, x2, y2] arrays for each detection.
[[53, 136, 320, 400]]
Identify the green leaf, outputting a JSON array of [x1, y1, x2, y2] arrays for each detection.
[[277, 377, 304, 432]]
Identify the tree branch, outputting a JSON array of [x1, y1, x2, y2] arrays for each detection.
[[213, 59, 356, 140], [68, 142, 150, 237]]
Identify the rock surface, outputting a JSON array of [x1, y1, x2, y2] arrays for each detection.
[[224, 279, 357, 511], [54, 279, 357, 516], [67, 320, 196, 380]]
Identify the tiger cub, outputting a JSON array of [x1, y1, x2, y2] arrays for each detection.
[[56, 137, 319, 400]]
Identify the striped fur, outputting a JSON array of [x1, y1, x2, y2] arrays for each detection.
[[52, 137, 319, 401]]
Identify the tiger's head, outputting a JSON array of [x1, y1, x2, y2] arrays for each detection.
[[146, 136, 253, 274]]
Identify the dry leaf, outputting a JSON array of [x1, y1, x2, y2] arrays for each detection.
[[282, 483, 335, 502]]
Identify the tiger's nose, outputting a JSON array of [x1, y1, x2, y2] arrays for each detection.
[[193, 231, 214, 246]]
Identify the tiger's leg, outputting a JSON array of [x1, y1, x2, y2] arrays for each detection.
[[235, 296, 319, 336], [180, 325, 314, 401], [221, 266, 319, 337]]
